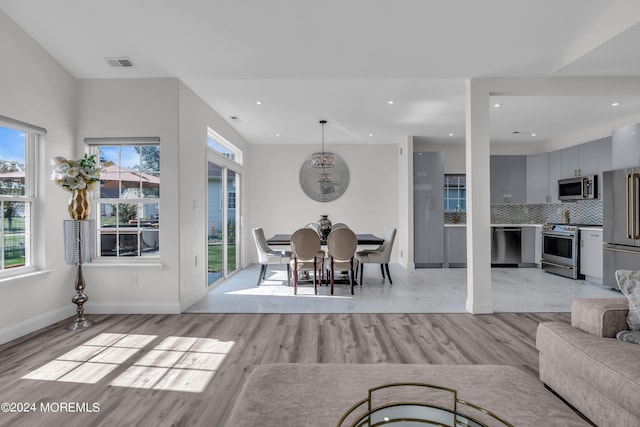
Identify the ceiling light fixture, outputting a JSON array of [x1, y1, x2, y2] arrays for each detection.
[[449, 133, 454, 136], [369, 133, 374, 137], [256, 101, 262, 105], [311, 120, 335, 169], [387, 100, 395, 105], [611, 102, 620, 107], [531, 133, 537, 137], [494, 103, 502, 108], [310, 120, 335, 191]]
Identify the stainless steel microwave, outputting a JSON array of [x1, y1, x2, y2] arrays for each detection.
[[558, 175, 597, 201]]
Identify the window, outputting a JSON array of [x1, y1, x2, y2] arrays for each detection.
[[0, 116, 44, 272], [87, 138, 160, 258], [220, 191, 236, 210], [207, 128, 242, 164], [444, 174, 466, 212]]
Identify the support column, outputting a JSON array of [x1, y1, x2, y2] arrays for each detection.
[[465, 80, 493, 314]]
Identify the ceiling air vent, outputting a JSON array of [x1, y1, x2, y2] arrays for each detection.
[[230, 116, 241, 122], [105, 57, 135, 68]]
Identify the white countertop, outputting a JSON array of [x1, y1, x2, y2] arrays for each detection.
[[579, 226, 603, 231]]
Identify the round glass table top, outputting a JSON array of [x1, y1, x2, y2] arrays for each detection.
[[353, 403, 489, 426]]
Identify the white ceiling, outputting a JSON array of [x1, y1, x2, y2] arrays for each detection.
[[1, 0, 640, 147]]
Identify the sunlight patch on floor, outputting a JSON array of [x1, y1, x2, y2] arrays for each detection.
[[22, 333, 234, 393]]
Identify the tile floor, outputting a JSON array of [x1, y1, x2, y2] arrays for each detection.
[[186, 264, 624, 313]]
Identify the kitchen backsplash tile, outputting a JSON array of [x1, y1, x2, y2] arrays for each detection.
[[444, 200, 603, 225]]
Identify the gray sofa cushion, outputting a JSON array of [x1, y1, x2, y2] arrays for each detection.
[[537, 321, 640, 419]]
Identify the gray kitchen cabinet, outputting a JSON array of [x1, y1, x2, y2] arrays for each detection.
[[548, 150, 562, 201], [534, 225, 542, 267], [526, 138, 611, 203], [526, 153, 550, 203], [490, 155, 526, 204], [520, 226, 537, 266], [414, 151, 444, 267], [445, 226, 466, 267], [612, 122, 640, 170], [578, 138, 611, 198], [561, 145, 580, 178]]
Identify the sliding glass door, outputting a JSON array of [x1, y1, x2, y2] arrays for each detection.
[[207, 160, 240, 285]]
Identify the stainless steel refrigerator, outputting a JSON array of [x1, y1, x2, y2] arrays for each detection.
[[603, 168, 640, 290]]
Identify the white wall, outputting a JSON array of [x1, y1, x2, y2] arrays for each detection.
[[246, 143, 400, 263], [76, 78, 182, 313], [0, 10, 77, 343], [177, 81, 251, 309]]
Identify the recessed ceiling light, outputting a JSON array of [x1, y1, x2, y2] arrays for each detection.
[[531, 133, 537, 137], [493, 103, 502, 108], [449, 133, 454, 137], [369, 133, 374, 137], [387, 100, 395, 105], [256, 101, 262, 105], [611, 102, 620, 107], [275, 133, 280, 137]]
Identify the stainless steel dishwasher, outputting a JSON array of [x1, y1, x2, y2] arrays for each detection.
[[491, 226, 521, 265]]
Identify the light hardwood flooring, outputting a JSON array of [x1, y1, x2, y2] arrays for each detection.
[[0, 312, 571, 426]]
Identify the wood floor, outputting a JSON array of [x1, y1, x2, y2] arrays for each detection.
[[0, 312, 570, 427]]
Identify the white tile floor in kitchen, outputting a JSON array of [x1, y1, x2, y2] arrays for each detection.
[[186, 264, 623, 313]]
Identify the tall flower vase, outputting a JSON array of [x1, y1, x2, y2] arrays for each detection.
[[68, 189, 91, 220]]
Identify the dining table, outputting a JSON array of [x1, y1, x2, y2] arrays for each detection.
[[266, 233, 384, 246]]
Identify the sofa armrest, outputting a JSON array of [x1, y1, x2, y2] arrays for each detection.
[[571, 298, 629, 338]]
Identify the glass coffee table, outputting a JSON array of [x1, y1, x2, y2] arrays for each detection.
[[338, 383, 514, 427]]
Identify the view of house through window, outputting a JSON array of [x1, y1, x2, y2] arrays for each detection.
[[207, 161, 239, 285], [88, 140, 160, 257], [0, 120, 39, 271], [445, 174, 466, 213]]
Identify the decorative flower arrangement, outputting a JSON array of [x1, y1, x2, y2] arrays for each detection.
[[51, 154, 100, 192], [51, 154, 102, 220]]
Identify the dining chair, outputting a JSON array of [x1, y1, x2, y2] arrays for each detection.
[[290, 228, 324, 295], [355, 227, 397, 285], [252, 228, 291, 286], [332, 222, 349, 230], [326, 227, 358, 295]]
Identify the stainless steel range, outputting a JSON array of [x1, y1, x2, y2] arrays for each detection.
[[541, 224, 582, 279]]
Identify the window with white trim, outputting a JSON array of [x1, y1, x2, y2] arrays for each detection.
[[0, 115, 44, 272], [87, 138, 160, 258], [207, 128, 242, 164]]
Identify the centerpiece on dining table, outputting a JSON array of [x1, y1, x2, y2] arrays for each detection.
[[317, 214, 332, 240]]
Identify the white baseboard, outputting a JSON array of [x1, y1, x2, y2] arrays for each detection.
[[86, 301, 182, 314], [0, 305, 75, 345], [465, 298, 494, 314]]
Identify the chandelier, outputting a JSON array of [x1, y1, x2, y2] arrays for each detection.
[[311, 120, 335, 168]]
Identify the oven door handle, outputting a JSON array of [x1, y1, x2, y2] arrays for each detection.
[[541, 260, 573, 270], [542, 232, 575, 238]]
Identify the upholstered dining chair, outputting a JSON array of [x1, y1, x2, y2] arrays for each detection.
[[326, 227, 358, 295], [331, 222, 349, 230], [290, 228, 324, 295], [355, 227, 397, 285], [252, 228, 291, 286]]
